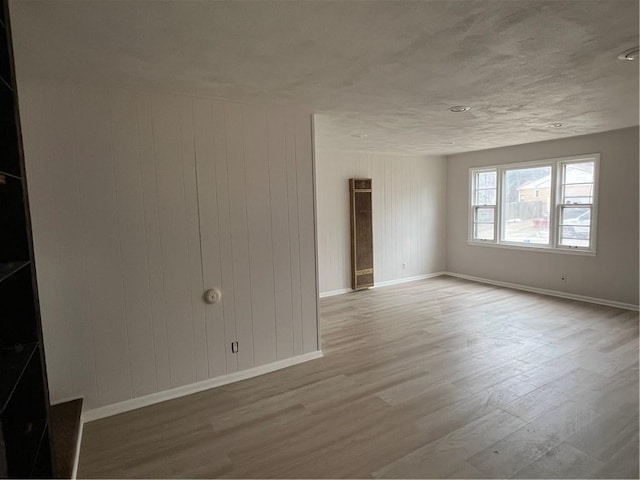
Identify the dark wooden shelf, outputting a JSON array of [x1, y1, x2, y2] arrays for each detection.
[[0, 172, 29, 261], [0, 92, 21, 178], [50, 399, 82, 479], [0, 73, 12, 92], [2, 419, 47, 478], [0, 0, 54, 476], [0, 261, 29, 284], [0, 170, 20, 180], [30, 426, 52, 479], [0, 343, 38, 415]]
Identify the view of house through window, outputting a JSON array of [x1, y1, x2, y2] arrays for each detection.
[[502, 166, 552, 245], [469, 155, 598, 253]]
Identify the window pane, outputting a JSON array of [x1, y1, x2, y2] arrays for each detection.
[[502, 166, 551, 245], [475, 189, 496, 205], [563, 184, 593, 204], [476, 171, 496, 188], [559, 206, 591, 248], [474, 223, 494, 240], [560, 206, 590, 225], [564, 162, 594, 184], [560, 226, 590, 247], [475, 208, 494, 223]]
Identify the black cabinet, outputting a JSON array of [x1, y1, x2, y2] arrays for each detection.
[[0, 1, 54, 477]]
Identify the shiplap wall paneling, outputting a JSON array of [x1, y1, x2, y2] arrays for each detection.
[[136, 91, 172, 393], [193, 98, 228, 379], [404, 158, 415, 277], [211, 100, 239, 374], [59, 87, 89, 403], [284, 110, 304, 356], [152, 94, 198, 389], [108, 88, 157, 398], [53, 86, 98, 408], [74, 87, 133, 406], [244, 104, 278, 366], [267, 108, 295, 360], [19, 80, 319, 410], [315, 152, 368, 293], [23, 84, 73, 404], [295, 112, 319, 354], [179, 98, 210, 383], [392, 158, 401, 279], [315, 151, 446, 294], [370, 157, 385, 285], [224, 102, 256, 371]]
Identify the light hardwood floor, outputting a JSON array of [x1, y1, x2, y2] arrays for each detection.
[[78, 276, 639, 478]]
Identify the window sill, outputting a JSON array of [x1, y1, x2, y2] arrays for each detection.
[[467, 241, 596, 256]]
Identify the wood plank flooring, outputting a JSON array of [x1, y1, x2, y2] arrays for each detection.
[[77, 276, 639, 478]]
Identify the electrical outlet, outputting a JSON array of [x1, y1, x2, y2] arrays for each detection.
[[231, 341, 239, 353], [560, 273, 567, 282]]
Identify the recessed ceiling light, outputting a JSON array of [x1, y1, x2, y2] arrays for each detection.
[[449, 106, 471, 113], [351, 133, 368, 138], [618, 47, 640, 61], [547, 123, 564, 128]]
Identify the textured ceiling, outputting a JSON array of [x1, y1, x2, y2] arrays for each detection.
[[9, 0, 640, 154]]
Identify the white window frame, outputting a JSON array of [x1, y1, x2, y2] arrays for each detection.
[[468, 154, 599, 255], [469, 168, 498, 242]]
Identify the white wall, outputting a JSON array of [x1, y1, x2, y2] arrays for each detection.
[[18, 79, 319, 410], [315, 149, 446, 294], [446, 127, 639, 306]]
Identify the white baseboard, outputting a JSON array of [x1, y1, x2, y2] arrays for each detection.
[[372, 272, 446, 288], [319, 272, 446, 298], [319, 288, 351, 298], [444, 272, 639, 311], [81, 350, 323, 423]]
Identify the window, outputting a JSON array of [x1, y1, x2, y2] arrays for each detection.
[[471, 170, 497, 241], [502, 165, 552, 245], [558, 161, 595, 248], [469, 154, 599, 254]]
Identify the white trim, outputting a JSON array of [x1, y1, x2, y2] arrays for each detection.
[[372, 272, 445, 288], [81, 351, 323, 422], [468, 153, 600, 254], [319, 272, 447, 298], [468, 168, 498, 243], [71, 420, 83, 480], [443, 272, 639, 311], [319, 288, 352, 298], [310, 114, 321, 351]]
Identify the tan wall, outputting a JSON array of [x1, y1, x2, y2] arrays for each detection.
[[446, 127, 639, 306]]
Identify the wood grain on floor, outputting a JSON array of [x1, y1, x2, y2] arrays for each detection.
[[78, 276, 639, 478]]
